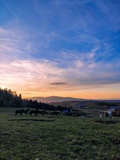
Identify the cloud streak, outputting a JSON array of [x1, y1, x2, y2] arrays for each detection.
[[49, 82, 68, 85], [0, 56, 120, 96]]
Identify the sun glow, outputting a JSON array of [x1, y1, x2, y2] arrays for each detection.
[[0, 0, 120, 100]]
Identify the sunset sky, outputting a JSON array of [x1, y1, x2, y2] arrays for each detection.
[[0, 0, 120, 99]]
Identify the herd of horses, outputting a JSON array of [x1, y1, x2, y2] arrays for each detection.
[[15, 108, 120, 119], [15, 109, 61, 116]]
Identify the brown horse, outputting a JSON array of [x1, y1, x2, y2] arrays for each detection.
[[112, 109, 120, 117]]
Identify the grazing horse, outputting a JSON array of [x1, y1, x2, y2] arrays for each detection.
[[112, 109, 120, 117], [38, 110, 48, 115], [29, 109, 39, 116], [15, 109, 24, 116], [99, 110, 112, 119], [49, 111, 61, 116], [23, 109, 30, 115]]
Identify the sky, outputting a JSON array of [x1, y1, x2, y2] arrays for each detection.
[[0, 0, 120, 99]]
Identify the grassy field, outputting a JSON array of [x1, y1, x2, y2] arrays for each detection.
[[0, 108, 120, 160]]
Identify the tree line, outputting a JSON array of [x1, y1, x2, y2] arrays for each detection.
[[0, 88, 67, 111]]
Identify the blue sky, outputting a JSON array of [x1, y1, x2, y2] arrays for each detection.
[[0, 0, 120, 99]]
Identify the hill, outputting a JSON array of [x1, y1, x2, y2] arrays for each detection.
[[31, 96, 84, 103]]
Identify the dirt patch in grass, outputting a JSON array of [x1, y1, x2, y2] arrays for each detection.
[[110, 139, 120, 145], [8, 118, 55, 122], [94, 120, 120, 124]]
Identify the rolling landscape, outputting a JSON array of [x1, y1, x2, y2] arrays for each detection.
[[0, 88, 120, 160]]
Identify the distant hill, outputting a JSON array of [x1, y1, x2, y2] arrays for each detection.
[[31, 96, 84, 103]]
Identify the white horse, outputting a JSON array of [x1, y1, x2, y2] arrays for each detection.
[[99, 110, 113, 119]]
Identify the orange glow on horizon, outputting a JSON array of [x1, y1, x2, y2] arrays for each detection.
[[1, 85, 120, 100], [21, 90, 120, 100]]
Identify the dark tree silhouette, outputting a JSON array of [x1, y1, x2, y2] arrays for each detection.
[[0, 88, 68, 112]]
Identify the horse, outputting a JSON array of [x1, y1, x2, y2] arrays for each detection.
[[23, 109, 30, 115], [99, 110, 113, 119], [112, 109, 120, 117], [15, 109, 24, 116], [38, 110, 48, 116], [29, 109, 39, 116], [49, 111, 61, 116]]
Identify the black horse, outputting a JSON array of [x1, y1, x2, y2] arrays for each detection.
[[38, 110, 48, 115], [15, 109, 30, 116], [23, 109, 30, 115], [49, 111, 61, 116], [29, 109, 39, 116], [15, 109, 24, 116]]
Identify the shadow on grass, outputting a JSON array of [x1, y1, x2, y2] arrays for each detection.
[[8, 118, 55, 122], [94, 120, 120, 124]]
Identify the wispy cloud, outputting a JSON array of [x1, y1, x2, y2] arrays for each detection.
[[0, 55, 120, 96], [0, 25, 31, 61], [0, 0, 120, 99]]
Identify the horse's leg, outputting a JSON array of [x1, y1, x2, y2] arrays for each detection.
[[20, 111, 22, 116], [15, 111, 17, 116], [26, 111, 29, 116], [26, 110, 29, 116]]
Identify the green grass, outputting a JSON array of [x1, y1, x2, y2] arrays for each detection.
[[0, 108, 120, 160]]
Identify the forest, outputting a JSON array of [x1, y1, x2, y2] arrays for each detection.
[[0, 88, 66, 111]]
